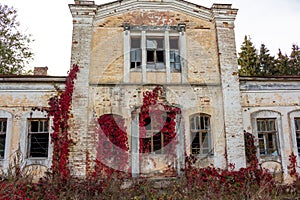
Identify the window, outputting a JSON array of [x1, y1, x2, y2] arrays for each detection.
[[257, 118, 278, 156], [129, 31, 181, 72], [28, 119, 49, 158], [146, 37, 165, 69], [142, 114, 171, 154], [130, 37, 141, 69], [190, 114, 211, 155], [294, 118, 300, 155], [0, 119, 7, 159], [170, 37, 181, 72]]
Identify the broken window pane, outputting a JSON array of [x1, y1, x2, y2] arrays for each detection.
[[28, 119, 49, 158]]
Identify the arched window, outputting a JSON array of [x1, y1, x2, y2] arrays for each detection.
[[190, 114, 211, 155]]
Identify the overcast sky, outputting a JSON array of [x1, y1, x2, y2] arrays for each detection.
[[2, 0, 300, 76]]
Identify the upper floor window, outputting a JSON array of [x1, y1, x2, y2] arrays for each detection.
[[294, 118, 300, 155], [0, 119, 7, 159], [257, 118, 278, 156], [128, 26, 183, 72], [146, 37, 165, 69], [28, 119, 49, 158], [130, 37, 141, 69], [190, 114, 211, 156], [169, 37, 181, 72]]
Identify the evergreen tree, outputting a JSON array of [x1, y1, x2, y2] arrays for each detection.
[[289, 44, 300, 75], [274, 49, 290, 75], [258, 44, 275, 76], [0, 4, 33, 74], [238, 35, 260, 76]]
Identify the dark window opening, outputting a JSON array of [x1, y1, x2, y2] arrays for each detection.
[[0, 119, 7, 159], [295, 118, 300, 155], [28, 119, 49, 158]]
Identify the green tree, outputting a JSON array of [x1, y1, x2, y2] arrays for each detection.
[[0, 4, 33, 74], [274, 49, 290, 75], [288, 44, 300, 75], [258, 44, 275, 76], [238, 35, 260, 76]]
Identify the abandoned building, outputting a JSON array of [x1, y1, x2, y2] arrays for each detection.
[[0, 0, 299, 181]]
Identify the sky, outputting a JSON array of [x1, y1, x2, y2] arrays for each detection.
[[1, 0, 300, 76]]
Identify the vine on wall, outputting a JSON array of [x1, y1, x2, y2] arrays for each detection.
[[139, 86, 181, 156], [94, 114, 129, 178], [48, 64, 79, 180]]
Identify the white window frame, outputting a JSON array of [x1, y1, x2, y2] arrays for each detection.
[[123, 24, 187, 83], [288, 110, 300, 171], [0, 110, 12, 170], [27, 119, 49, 158], [21, 110, 52, 167], [189, 113, 212, 156], [251, 110, 282, 162]]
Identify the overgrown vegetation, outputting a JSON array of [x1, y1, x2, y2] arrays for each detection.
[[238, 35, 300, 76], [0, 65, 299, 199]]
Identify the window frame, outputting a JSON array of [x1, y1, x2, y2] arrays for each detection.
[[251, 110, 282, 162], [294, 118, 300, 155], [256, 118, 279, 156], [189, 114, 212, 156], [129, 31, 181, 72], [27, 118, 50, 158], [0, 118, 7, 160], [141, 113, 171, 154]]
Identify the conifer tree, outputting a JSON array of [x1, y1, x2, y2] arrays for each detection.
[[274, 49, 290, 75], [289, 44, 300, 75], [238, 36, 259, 76], [258, 44, 275, 76]]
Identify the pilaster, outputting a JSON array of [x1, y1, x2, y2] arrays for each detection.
[[211, 4, 246, 169], [68, 0, 96, 176]]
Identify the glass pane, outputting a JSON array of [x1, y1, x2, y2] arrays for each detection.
[[190, 117, 195, 130], [191, 133, 200, 154], [146, 39, 157, 49], [30, 133, 49, 157], [0, 134, 5, 158], [130, 50, 136, 62], [170, 38, 179, 49], [170, 51, 175, 62], [201, 132, 209, 149], [30, 121, 39, 132], [2, 121, 6, 132], [131, 37, 141, 48], [153, 132, 162, 154], [200, 116, 205, 130], [196, 116, 200, 130], [42, 121, 49, 132], [295, 119, 300, 131]]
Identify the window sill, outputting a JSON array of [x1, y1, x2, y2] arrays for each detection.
[[25, 158, 50, 166]]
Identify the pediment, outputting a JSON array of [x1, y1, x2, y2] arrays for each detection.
[[95, 0, 212, 22]]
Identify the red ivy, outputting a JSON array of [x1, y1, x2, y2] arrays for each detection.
[[139, 86, 181, 156], [94, 114, 129, 179], [48, 64, 79, 180]]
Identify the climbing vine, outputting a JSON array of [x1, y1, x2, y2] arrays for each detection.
[[139, 86, 181, 156], [94, 114, 129, 178], [48, 64, 79, 180]]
